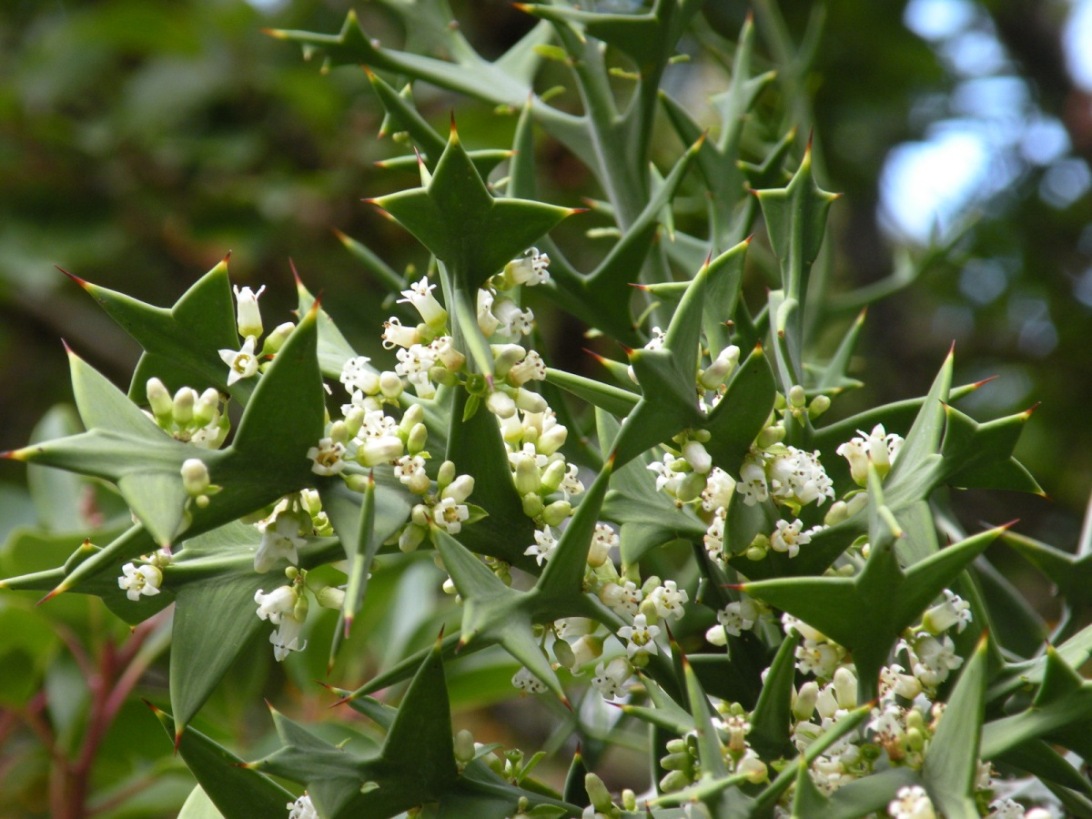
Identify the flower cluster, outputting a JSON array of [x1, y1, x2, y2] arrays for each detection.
[[145, 378, 229, 449]]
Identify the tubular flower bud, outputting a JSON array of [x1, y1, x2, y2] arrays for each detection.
[[147, 377, 173, 422], [233, 284, 265, 339]]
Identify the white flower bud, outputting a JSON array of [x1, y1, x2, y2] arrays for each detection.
[[441, 474, 475, 503], [491, 344, 526, 377], [262, 321, 295, 355], [194, 388, 221, 427], [146, 377, 173, 422], [180, 458, 210, 497], [173, 387, 197, 425], [379, 370, 403, 399], [514, 388, 547, 413], [486, 390, 517, 418], [358, 435, 404, 466], [233, 285, 265, 339]]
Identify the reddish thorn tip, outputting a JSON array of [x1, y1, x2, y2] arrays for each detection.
[[56, 266, 88, 287], [221, 250, 232, 264], [972, 374, 999, 389]]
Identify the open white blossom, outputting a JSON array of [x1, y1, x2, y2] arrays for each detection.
[[307, 437, 346, 476], [524, 526, 558, 566], [511, 666, 548, 694], [591, 656, 632, 699], [287, 793, 317, 819], [887, 785, 936, 819], [617, 614, 660, 658], [118, 562, 163, 601], [219, 336, 260, 385], [397, 276, 447, 327]]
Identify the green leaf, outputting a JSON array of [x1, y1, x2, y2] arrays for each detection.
[[66, 259, 244, 402], [746, 631, 798, 760], [169, 570, 271, 735], [922, 635, 988, 819], [938, 403, 1042, 495], [372, 123, 574, 292], [445, 388, 535, 566], [151, 703, 294, 819]]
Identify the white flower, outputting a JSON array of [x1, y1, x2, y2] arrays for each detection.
[[511, 666, 548, 693], [505, 247, 551, 286], [923, 589, 972, 635], [393, 454, 430, 493], [493, 299, 535, 336], [560, 462, 585, 500], [270, 615, 307, 661], [340, 355, 375, 394], [254, 585, 298, 624], [704, 508, 727, 561], [524, 526, 558, 566], [717, 598, 759, 637], [118, 562, 163, 601], [254, 513, 307, 573], [878, 663, 923, 702], [837, 424, 904, 486], [600, 580, 642, 617], [647, 580, 689, 621], [432, 496, 469, 534], [770, 518, 822, 558], [507, 350, 547, 386], [617, 614, 660, 658], [768, 447, 835, 507], [795, 637, 845, 679], [307, 437, 346, 476], [219, 335, 260, 385], [986, 799, 1033, 819], [588, 523, 618, 567], [233, 284, 265, 339], [397, 276, 446, 327], [736, 456, 769, 506], [908, 633, 963, 688], [591, 656, 632, 699], [287, 793, 318, 819], [699, 344, 740, 390], [256, 584, 307, 661], [701, 467, 735, 512], [887, 785, 936, 819], [382, 316, 421, 349], [477, 288, 501, 336]]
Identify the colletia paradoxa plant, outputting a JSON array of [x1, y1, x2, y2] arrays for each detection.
[[4, 2, 1091, 818]]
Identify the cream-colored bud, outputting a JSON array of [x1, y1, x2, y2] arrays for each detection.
[[793, 681, 819, 721], [788, 384, 807, 408], [173, 387, 197, 425], [514, 388, 547, 413], [262, 321, 295, 355], [521, 493, 544, 518], [542, 500, 571, 527], [406, 422, 428, 455], [146, 377, 173, 421], [442, 474, 475, 503], [194, 388, 221, 427], [379, 371, 403, 399], [233, 285, 265, 339], [486, 390, 516, 418], [437, 460, 456, 490], [181, 458, 210, 497]]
